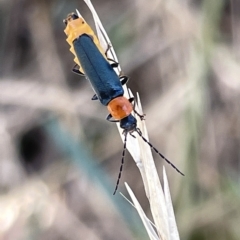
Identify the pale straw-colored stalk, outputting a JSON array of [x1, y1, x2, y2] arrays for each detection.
[[80, 1, 181, 239]]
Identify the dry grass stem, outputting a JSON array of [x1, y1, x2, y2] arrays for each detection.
[[83, 1, 181, 239]]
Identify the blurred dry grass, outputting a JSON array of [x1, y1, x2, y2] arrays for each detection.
[[0, 0, 240, 239]]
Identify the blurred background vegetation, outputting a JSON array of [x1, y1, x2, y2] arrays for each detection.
[[0, 0, 239, 239]]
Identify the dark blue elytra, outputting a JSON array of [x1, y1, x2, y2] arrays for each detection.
[[73, 34, 124, 106], [73, 34, 137, 132]]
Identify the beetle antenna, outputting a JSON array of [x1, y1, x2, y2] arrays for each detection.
[[113, 132, 128, 195], [136, 128, 184, 176]]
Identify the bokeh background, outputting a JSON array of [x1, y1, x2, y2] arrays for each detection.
[[0, 0, 239, 239]]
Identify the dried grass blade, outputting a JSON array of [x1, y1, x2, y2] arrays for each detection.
[[125, 183, 159, 240], [78, 2, 178, 240], [163, 167, 180, 240]]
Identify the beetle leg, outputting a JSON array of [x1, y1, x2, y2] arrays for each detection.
[[105, 44, 119, 67], [72, 64, 85, 75], [134, 109, 145, 120], [91, 94, 98, 100], [129, 97, 134, 103], [105, 43, 112, 56], [106, 114, 119, 122], [108, 58, 119, 68], [128, 97, 145, 120], [119, 75, 129, 85], [130, 132, 136, 138]]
